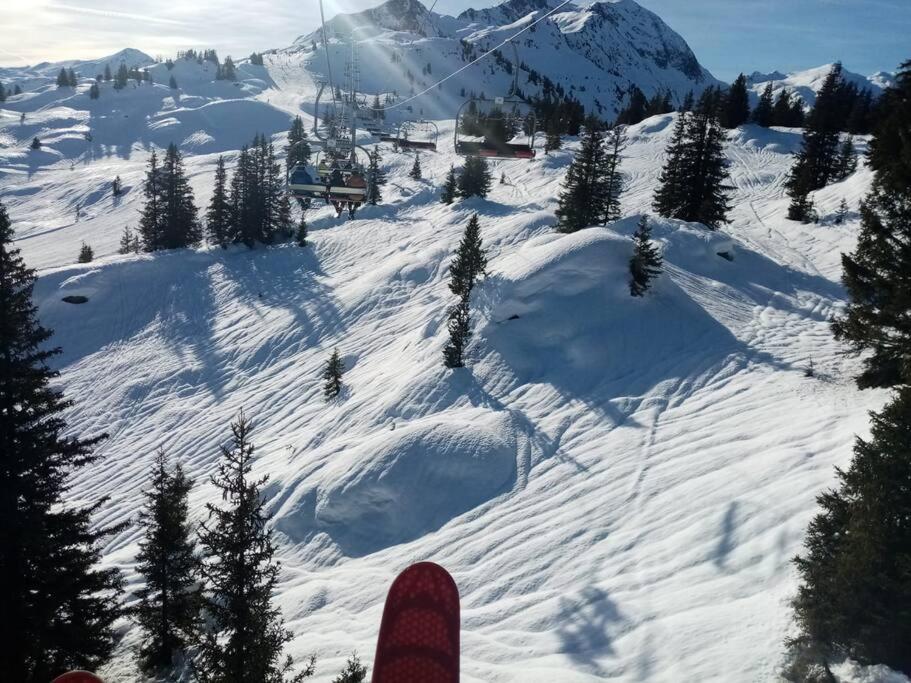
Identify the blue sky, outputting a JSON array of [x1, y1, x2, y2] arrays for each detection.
[[0, 0, 907, 80]]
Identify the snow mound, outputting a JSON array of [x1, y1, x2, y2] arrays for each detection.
[[276, 412, 518, 556], [832, 660, 911, 683]]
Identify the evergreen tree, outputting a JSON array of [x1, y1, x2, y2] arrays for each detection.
[[218, 56, 236, 81], [772, 89, 796, 127], [250, 52, 265, 66], [139, 144, 200, 251], [616, 86, 648, 125], [332, 654, 367, 683], [206, 156, 231, 248], [103, 63, 112, 81], [440, 165, 457, 205], [295, 217, 307, 247], [88, 82, 100, 100], [443, 299, 471, 369], [835, 135, 858, 180], [227, 135, 285, 247], [196, 413, 314, 683], [752, 83, 775, 127], [56, 67, 69, 88], [114, 63, 129, 90], [135, 449, 201, 676], [77, 242, 93, 263], [831, 61, 911, 389], [680, 90, 695, 113], [286, 116, 311, 172], [603, 125, 627, 224], [629, 216, 662, 296], [544, 126, 562, 154], [0, 201, 125, 682], [30, 136, 41, 150], [834, 198, 849, 225], [409, 153, 422, 180], [112, 175, 122, 197], [67, 68, 77, 87], [722, 74, 750, 129], [554, 127, 609, 233], [169, 74, 178, 90], [322, 349, 345, 401], [0, 81, 5, 103], [786, 386, 911, 678], [366, 149, 385, 205], [276, 193, 293, 239], [448, 213, 488, 299], [457, 156, 492, 199], [118, 226, 141, 254]]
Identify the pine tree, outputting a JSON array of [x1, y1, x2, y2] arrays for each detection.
[[752, 83, 775, 127], [831, 60, 911, 389], [0, 81, 5, 103], [196, 413, 314, 683], [218, 56, 236, 81], [112, 175, 122, 197], [0, 201, 125, 682], [332, 654, 368, 683], [286, 116, 311, 172], [772, 89, 795, 127], [56, 67, 69, 88], [554, 127, 610, 233], [409, 153, 422, 180], [89, 82, 100, 100], [629, 216, 662, 296], [833, 198, 849, 225], [227, 134, 284, 246], [114, 63, 129, 90], [457, 156, 492, 199], [295, 217, 307, 247], [139, 144, 200, 251], [135, 449, 201, 676], [322, 349, 345, 401], [206, 156, 231, 248], [544, 126, 562, 154], [616, 86, 648, 125], [30, 136, 41, 150], [680, 90, 695, 113], [103, 63, 112, 81], [118, 226, 141, 254], [77, 242, 93, 263], [443, 299, 471, 369], [448, 213, 488, 298], [835, 135, 858, 180], [440, 165, 457, 205], [786, 386, 911, 678], [67, 68, 77, 87], [603, 125, 627, 224], [169, 75, 178, 90], [366, 149, 385, 205], [721, 74, 750, 129]]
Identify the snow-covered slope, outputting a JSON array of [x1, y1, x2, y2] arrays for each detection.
[[291, 0, 721, 119], [747, 63, 893, 107]]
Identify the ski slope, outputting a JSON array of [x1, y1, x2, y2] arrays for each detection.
[[0, 52, 899, 683]]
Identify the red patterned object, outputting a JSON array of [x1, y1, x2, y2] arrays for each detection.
[[371, 562, 460, 683], [51, 672, 104, 683]]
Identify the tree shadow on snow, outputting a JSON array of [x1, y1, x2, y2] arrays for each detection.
[[556, 586, 625, 678]]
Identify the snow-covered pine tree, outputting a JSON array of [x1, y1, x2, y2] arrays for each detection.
[[555, 127, 609, 233], [295, 217, 308, 247], [832, 60, 911, 389], [629, 216, 662, 296], [457, 156, 492, 199], [135, 449, 201, 676], [603, 125, 627, 224], [322, 349, 345, 401], [206, 155, 231, 248], [332, 654, 368, 683], [286, 116, 311, 172], [786, 64, 848, 220], [752, 82, 775, 127], [722, 74, 750, 129], [443, 299, 471, 369], [366, 149, 385, 205], [0, 201, 125, 681], [835, 135, 858, 180], [786, 386, 911, 679], [440, 165, 457, 204], [196, 413, 314, 683], [77, 242, 93, 263], [448, 213, 488, 299], [409, 153, 422, 180], [833, 198, 849, 225]]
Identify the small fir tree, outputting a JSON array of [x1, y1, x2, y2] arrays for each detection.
[[332, 654, 368, 683], [409, 153, 422, 180], [833, 198, 849, 225], [295, 217, 308, 247], [366, 149, 385, 205], [544, 126, 562, 154], [139, 144, 200, 251], [448, 213, 488, 299], [457, 156, 492, 199], [752, 82, 775, 127], [629, 216, 663, 296], [134, 449, 201, 676], [603, 125, 627, 224], [442, 299, 471, 369], [835, 135, 858, 179], [440, 165, 457, 204], [206, 156, 231, 248], [56, 67, 70, 88], [196, 413, 314, 683], [30, 136, 41, 150], [118, 226, 141, 254], [286, 116, 311, 172], [721, 73, 751, 129], [114, 63, 129, 90], [322, 349, 345, 401], [103, 63, 112, 81], [77, 242, 93, 263], [89, 82, 100, 100], [169, 75, 178, 90], [555, 127, 610, 233]]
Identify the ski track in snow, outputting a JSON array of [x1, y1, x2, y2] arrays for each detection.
[[0, 54, 891, 682]]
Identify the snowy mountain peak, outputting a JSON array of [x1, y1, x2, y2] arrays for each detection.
[[746, 62, 892, 107]]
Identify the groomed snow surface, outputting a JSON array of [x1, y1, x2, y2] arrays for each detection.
[[0, 57, 901, 681]]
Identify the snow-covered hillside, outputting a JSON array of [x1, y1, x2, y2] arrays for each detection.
[[747, 64, 893, 107], [291, 0, 720, 119], [0, 16, 899, 683]]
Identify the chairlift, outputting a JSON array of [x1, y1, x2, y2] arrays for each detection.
[[288, 146, 370, 217], [395, 120, 439, 152]]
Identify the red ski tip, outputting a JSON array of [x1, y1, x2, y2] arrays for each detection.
[[371, 561, 460, 683], [51, 672, 105, 683]]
